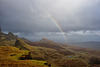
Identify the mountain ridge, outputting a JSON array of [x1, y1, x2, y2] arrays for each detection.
[[39, 38, 55, 43], [0, 28, 100, 67], [0, 29, 18, 46], [22, 38, 64, 50]]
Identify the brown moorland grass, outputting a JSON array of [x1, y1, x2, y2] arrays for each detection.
[[0, 46, 48, 67]]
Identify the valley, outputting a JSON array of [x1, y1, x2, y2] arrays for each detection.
[[0, 29, 100, 67]]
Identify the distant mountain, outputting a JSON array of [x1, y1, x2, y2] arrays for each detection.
[[39, 38, 55, 43], [22, 38, 64, 50], [70, 42, 100, 50]]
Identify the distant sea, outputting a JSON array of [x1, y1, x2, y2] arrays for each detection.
[[70, 42, 100, 50]]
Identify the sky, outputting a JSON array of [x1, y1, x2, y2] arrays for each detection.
[[0, 0, 100, 43]]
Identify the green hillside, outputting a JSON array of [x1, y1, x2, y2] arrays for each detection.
[[0, 30, 18, 46], [0, 30, 100, 67], [0, 46, 48, 67]]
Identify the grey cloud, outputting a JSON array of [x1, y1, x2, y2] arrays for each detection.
[[11, 30, 100, 43], [1, 0, 100, 32], [0, 0, 100, 43], [67, 30, 100, 42]]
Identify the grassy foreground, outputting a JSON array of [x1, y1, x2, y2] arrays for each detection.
[[0, 46, 48, 67]]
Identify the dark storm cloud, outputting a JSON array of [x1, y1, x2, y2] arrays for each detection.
[[0, 0, 100, 32], [0, 0, 59, 32], [0, 0, 100, 42]]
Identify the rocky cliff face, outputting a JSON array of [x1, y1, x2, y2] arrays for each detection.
[[0, 27, 1, 32], [0, 27, 18, 46]]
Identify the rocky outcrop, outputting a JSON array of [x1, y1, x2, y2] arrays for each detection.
[[19, 52, 32, 60], [0, 27, 1, 32], [44, 62, 51, 67], [7, 32, 18, 40], [15, 39, 31, 50], [8, 32, 14, 36], [0, 27, 4, 35], [0, 27, 18, 46]]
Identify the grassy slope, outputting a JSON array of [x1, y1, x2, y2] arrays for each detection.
[[29, 45, 89, 67], [15, 39, 63, 59], [21, 38, 64, 50], [1, 39, 100, 67], [14, 39, 59, 67], [15, 38, 100, 67], [1, 34, 100, 67], [0, 31, 17, 46], [0, 46, 48, 67], [21, 38, 91, 66]]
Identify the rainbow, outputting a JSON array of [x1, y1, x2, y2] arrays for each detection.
[[47, 14, 68, 43], [30, 5, 68, 43]]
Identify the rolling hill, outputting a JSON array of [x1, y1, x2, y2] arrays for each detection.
[[0, 29, 100, 67], [21, 38, 64, 50]]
